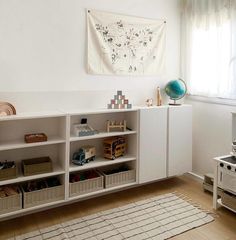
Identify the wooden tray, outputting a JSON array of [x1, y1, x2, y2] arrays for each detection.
[[22, 157, 52, 176], [24, 133, 47, 143]]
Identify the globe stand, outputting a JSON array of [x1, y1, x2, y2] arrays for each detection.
[[169, 99, 181, 106]]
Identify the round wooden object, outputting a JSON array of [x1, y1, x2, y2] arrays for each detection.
[[0, 102, 16, 116]]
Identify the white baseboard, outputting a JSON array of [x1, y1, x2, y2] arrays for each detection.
[[187, 172, 204, 181]]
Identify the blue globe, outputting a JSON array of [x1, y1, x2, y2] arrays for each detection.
[[165, 79, 187, 101]]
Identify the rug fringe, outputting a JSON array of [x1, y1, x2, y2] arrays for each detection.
[[172, 191, 218, 218]]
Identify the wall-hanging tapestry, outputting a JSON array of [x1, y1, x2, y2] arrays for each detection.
[[87, 9, 166, 75]]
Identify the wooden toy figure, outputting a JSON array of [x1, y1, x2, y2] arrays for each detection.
[[106, 120, 126, 132]]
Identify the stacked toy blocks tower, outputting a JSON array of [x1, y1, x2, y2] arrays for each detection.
[[107, 90, 132, 109]]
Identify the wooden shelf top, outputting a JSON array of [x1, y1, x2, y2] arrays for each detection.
[[67, 107, 139, 116], [0, 111, 66, 121]]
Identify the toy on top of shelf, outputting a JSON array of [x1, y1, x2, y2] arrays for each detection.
[[0, 102, 16, 116], [106, 120, 126, 132], [72, 145, 96, 166], [157, 87, 162, 106], [73, 118, 98, 137], [107, 90, 132, 109], [24, 133, 47, 143], [103, 136, 126, 160], [146, 99, 153, 107]]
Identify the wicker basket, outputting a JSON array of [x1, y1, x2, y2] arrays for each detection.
[[0, 167, 17, 181], [22, 157, 52, 176], [222, 191, 236, 211], [22, 184, 64, 209], [102, 169, 136, 188], [0, 187, 22, 215], [70, 171, 104, 197]]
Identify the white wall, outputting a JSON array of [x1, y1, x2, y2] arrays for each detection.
[[0, 0, 181, 111], [186, 98, 236, 176]]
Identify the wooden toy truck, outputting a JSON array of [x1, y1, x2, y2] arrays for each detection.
[[103, 137, 126, 160], [72, 145, 96, 166]]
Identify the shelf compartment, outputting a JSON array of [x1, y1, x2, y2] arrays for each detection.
[[69, 171, 104, 197], [0, 186, 22, 215], [0, 167, 65, 186], [69, 156, 136, 172], [0, 136, 66, 151], [0, 143, 66, 186], [0, 116, 67, 151], [70, 130, 136, 142]]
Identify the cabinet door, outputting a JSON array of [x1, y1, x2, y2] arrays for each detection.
[[139, 107, 167, 183], [168, 105, 192, 177]]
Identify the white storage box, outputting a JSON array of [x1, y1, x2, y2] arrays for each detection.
[[0, 187, 22, 215], [70, 171, 104, 197], [102, 169, 136, 188]]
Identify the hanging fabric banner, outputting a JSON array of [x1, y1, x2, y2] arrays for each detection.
[[87, 9, 166, 75]]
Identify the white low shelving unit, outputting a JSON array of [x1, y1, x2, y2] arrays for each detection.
[[0, 106, 192, 220], [0, 108, 139, 220]]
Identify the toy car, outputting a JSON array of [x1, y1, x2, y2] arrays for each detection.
[[72, 145, 96, 166]]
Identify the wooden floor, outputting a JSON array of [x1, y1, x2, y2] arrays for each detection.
[[0, 174, 235, 240]]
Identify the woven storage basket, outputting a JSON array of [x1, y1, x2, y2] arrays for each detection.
[[103, 169, 135, 188], [0, 167, 17, 181], [222, 191, 236, 211], [22, 185, 64, 209], [22, 157, 52, 176], [0, 188, 22, 215], [70, 172, 104, 197]]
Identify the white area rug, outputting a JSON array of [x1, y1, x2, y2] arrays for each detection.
[[12, 193, 214, 240]]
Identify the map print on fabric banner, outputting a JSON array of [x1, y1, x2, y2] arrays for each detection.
[[87, 9, 166, 75]]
